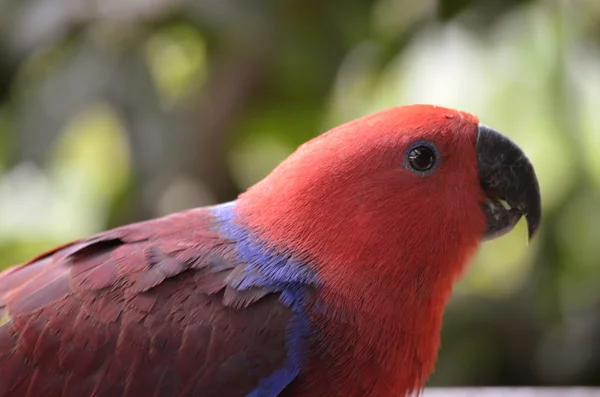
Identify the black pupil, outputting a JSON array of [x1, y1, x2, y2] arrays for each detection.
[[408, 146, 435, 171]]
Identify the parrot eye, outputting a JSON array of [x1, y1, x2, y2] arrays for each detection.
[[405, 141, 438, 174]]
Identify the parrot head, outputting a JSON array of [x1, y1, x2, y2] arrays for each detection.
[[238, 104, 540, 269], [235, 104, 541, 392]]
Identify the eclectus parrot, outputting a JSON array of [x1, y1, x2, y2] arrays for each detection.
[[0, 105, 541, 397]]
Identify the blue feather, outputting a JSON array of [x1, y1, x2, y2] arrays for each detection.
[[212, 202, 317, 397]]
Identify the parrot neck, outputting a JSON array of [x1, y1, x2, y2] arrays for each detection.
[[233, 167, 482, 394]]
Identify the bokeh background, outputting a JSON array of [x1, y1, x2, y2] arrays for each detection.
[[0, 0, 599, 388]]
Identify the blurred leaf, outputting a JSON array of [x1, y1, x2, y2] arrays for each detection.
[[372, 0, 433, 40], [51, 102, 131, 205], [431, 331, 500, 385], [144, 24, 208, 106], [438, 0, 478, 20], [555, 190, 600, 310], [0, 107, 12, 171], [572, 44, 600, 190], [461, 220, 537, 297], [14, 41, 73, 97], [0, 102, 131, 265], [0, 239, 64, 270], [235, 104, 322, 147], [229, 135, 295, 189]]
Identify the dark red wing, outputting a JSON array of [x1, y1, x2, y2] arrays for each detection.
[[0, 208, 291, 397]]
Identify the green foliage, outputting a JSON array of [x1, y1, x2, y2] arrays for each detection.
[[0, 0, 599, 387], [144, 24, 208, 105], [0, 103, 130, 267], [0, 108, 11, 171]]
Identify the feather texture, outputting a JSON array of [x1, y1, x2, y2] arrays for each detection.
[[0, 104, 536, 397], [0, 204, 313, 397]]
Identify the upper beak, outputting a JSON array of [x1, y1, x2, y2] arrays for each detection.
[[476, 124, 542, 242]]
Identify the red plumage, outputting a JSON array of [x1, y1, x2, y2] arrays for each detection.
[[0, 209, 290, 396], [240, 106, 485, 395], [0, 104, 541, 396]]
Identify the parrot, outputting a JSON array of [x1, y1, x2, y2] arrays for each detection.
[[0, 104, 541, 397]]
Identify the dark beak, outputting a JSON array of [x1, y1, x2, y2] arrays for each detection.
[[476, 125, 542, 242]]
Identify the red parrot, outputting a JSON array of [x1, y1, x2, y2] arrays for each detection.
[[0, 105, 541, 397]]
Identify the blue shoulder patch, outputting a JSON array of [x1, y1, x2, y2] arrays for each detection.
[[211, 201, 318, 397]]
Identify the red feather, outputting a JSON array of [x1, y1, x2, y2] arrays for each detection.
[[0, 208, 291, 397], [0, 104, 535, 396], [238, 105, 487, 396]]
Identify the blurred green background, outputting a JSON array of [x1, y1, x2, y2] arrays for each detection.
[[0, 0, 599, 388]]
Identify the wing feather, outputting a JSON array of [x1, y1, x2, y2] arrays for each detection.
[[0, 208, 294, 397]]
